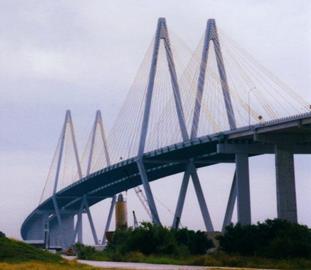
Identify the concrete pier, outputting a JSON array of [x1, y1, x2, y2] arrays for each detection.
[[236, 153, 251, 225], [49, 213, 75, 248], [275, 145, 297, 223]]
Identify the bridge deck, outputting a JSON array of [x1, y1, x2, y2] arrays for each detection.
[[21, 113, 311, 239]]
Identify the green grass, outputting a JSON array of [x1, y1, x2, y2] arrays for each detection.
[[0, 261, 101, 270], [0, 236, 62, 263], [0, 236, 101, 269], [77, 249, 311, 269]]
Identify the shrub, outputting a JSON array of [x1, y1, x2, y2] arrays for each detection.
[[108, 223, 179, 255], [218, 219, 311, 259], [107, 222, 213, 256], [74, 243, 97, 260], [173, 228, 214, 255]]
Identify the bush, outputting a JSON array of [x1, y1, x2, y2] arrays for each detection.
[[173, 228, 214, 255], [218, 219, 311, 259], [108, 223, 178, 255], [74, 243, 96, 260], [106, 222, 213, 256]]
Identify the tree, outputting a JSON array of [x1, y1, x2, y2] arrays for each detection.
[[107, 223, 214, 256], [218, 219, 311, 258]]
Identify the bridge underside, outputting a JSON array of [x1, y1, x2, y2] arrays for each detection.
[[21, 113, 311, 248]]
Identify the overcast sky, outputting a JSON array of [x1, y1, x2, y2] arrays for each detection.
[[0, 0, 310, 244]]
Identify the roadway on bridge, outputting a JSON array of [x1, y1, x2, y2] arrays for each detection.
[[21, 112, 311, 240]]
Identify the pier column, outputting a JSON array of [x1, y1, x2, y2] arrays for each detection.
[[24, 212, 49, 241], [49, 213, 75, 248], [235, 153, 251, 225], [275, 145, 297, 223], [77, 212, 83, 243]]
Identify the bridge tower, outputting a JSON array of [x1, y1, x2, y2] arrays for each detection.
[[50, 110, 82, 248], [22, 111, 81, 249], [43, 110, 115, 248], [73, 110, 116, 246], [136, 17, 215, 231], [172, 19, 252, 230]]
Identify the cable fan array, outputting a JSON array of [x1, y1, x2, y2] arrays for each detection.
[[39, 22, 310, 203]]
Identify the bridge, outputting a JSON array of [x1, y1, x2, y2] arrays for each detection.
[[21, 18, 311, 248]]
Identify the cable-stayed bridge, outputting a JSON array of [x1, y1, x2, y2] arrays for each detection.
[[21, 18, 311, 248]]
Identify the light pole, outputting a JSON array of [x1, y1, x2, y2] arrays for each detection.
[[248, 87, 256, 126]]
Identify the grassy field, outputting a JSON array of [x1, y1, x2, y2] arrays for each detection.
[[0, 237, 61, 263], [0, 262, 261, 270], [0, 236, 102, 269], [0, 261, 101, 270]]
